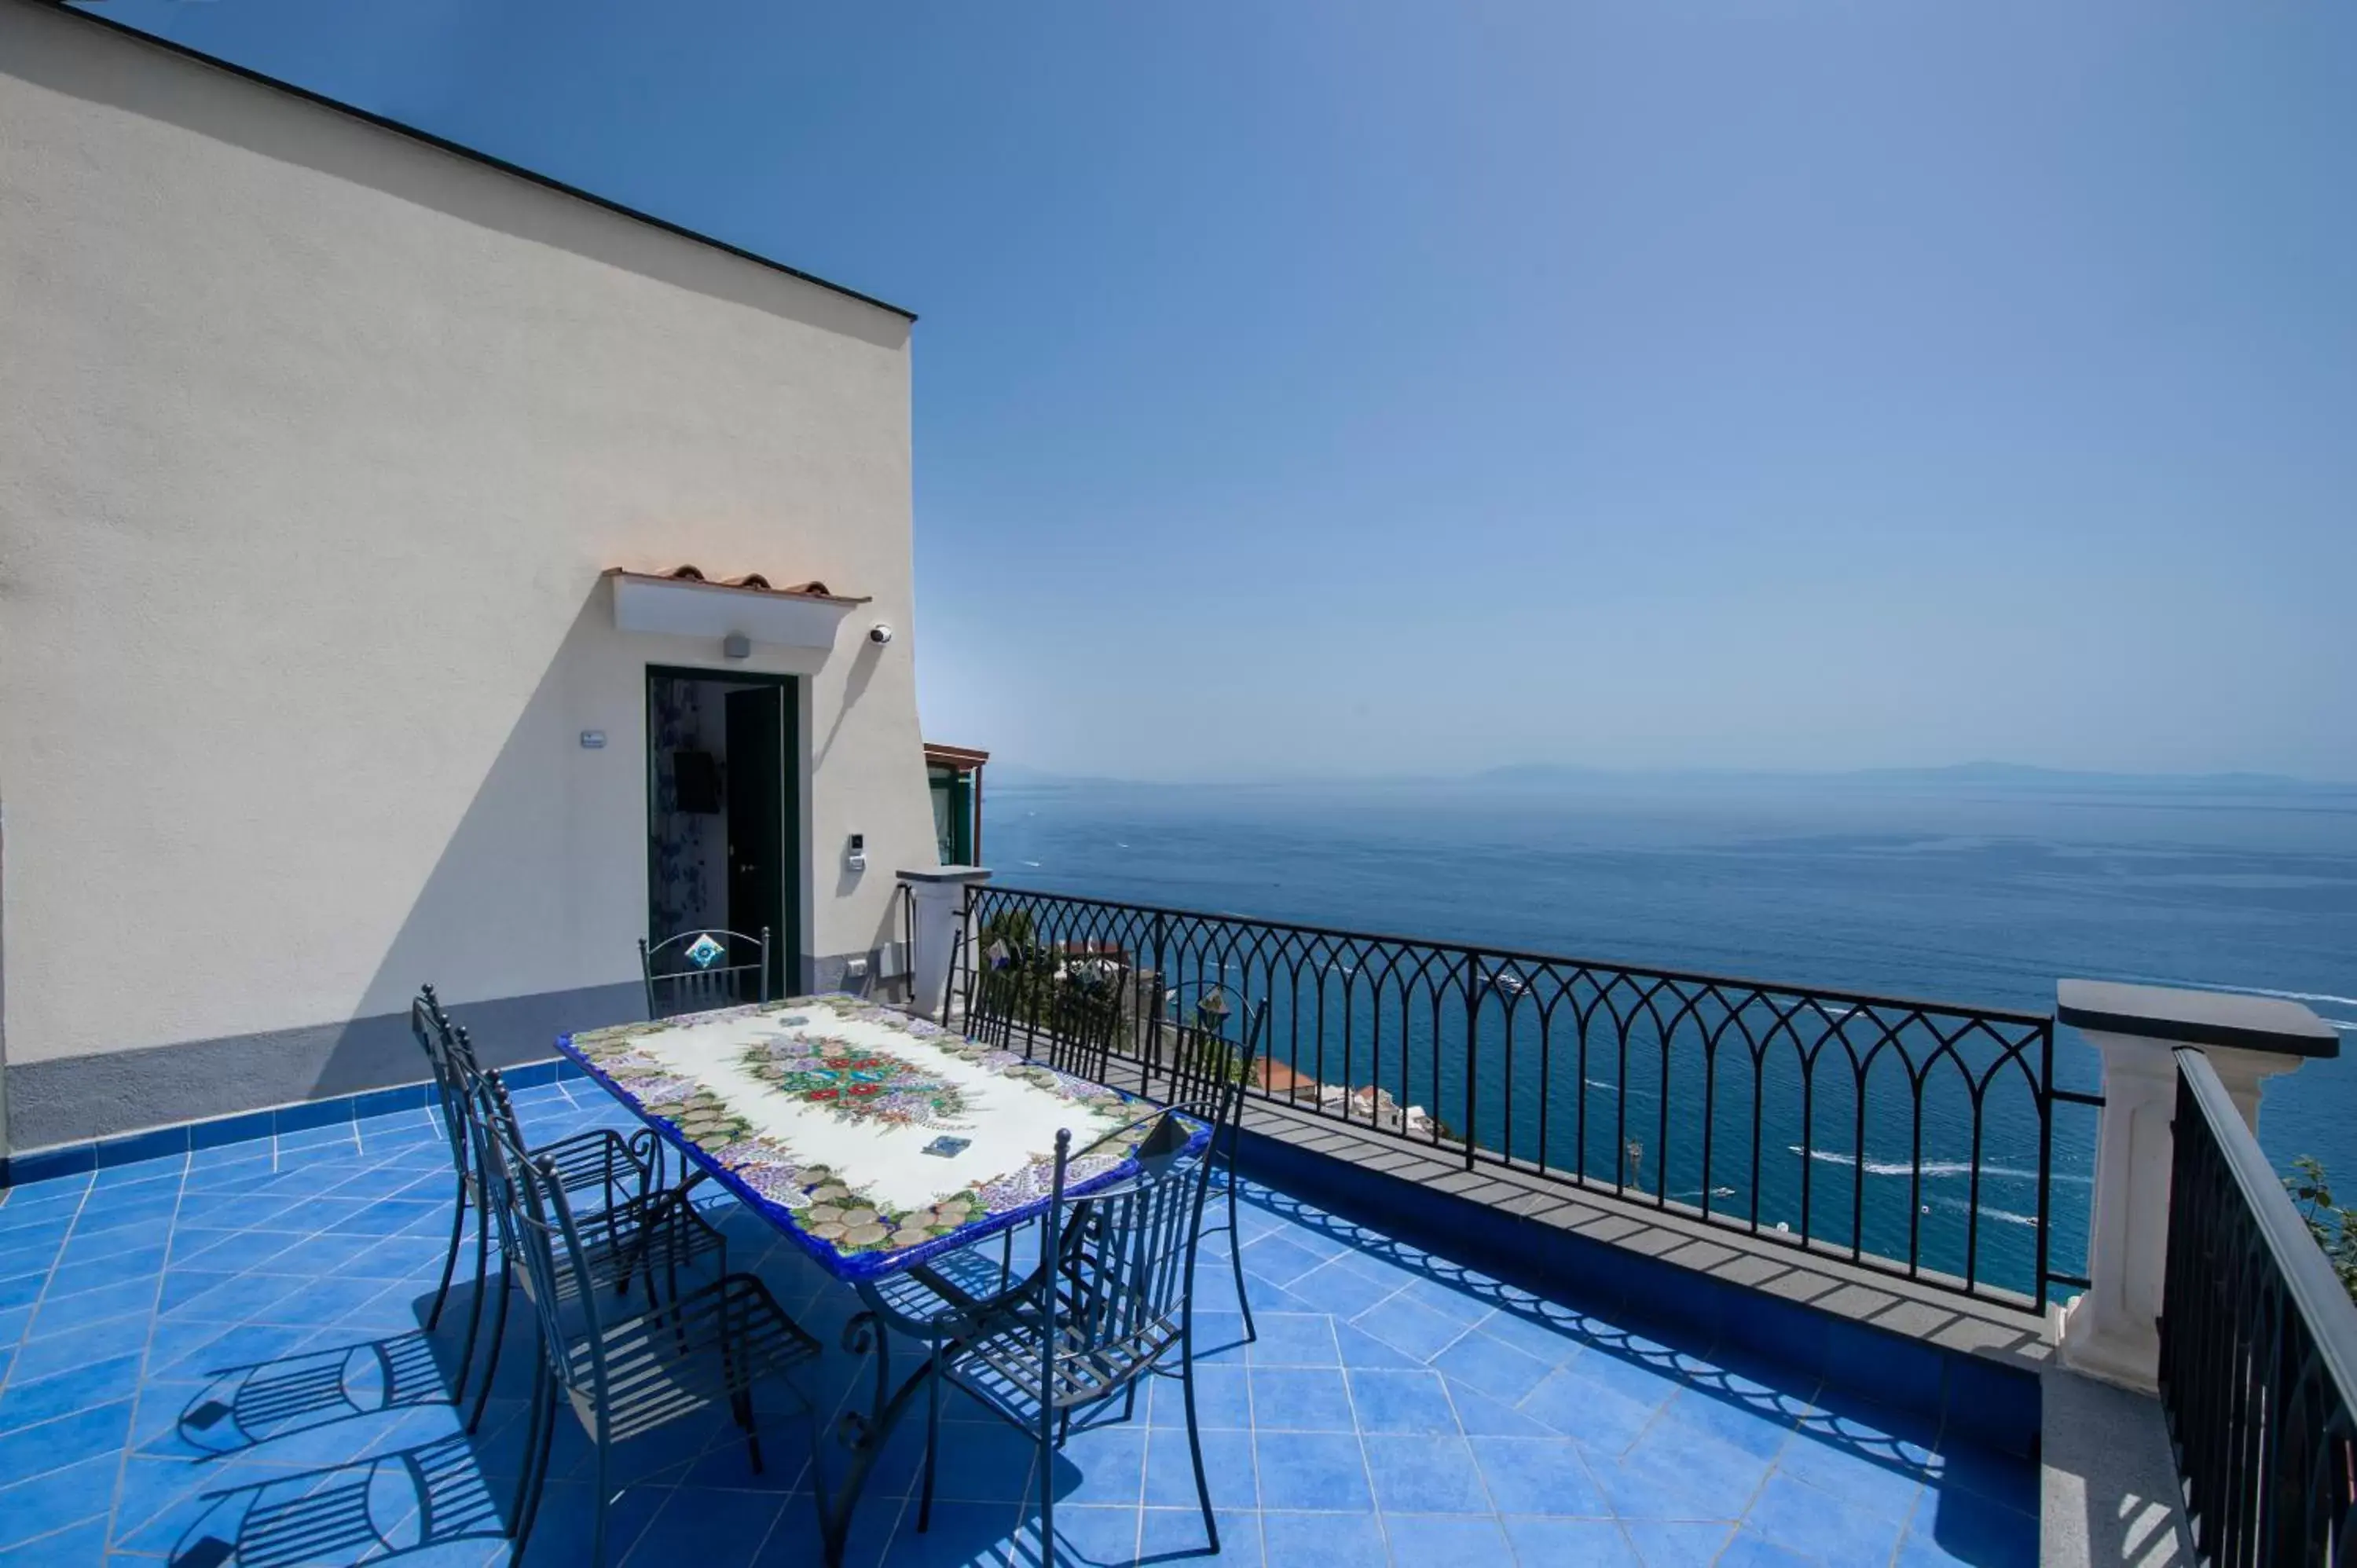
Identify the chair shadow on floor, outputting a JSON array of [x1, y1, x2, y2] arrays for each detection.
[[158, 1319, 517, 1567], [179, 1331, 453, 1457], [161, 1431, 503, 1568]]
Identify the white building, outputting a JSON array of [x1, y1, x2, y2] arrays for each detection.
[[0, 2, 939, 1152]]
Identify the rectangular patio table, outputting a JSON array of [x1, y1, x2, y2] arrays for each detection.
[[557, 992, 1201, 1563]]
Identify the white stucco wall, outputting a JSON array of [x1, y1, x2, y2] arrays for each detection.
[[0, 3, 935, 1090]]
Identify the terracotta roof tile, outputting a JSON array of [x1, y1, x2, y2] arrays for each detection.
[[625, 565, 856, 603]]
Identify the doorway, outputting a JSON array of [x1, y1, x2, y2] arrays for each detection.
[[645, 667, 800, 997]]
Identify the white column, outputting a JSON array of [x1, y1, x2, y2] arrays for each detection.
[[2051, 1028, 2182, 1393], [2052, 980, 2335, 1394], [896, 866, 991, 1022]]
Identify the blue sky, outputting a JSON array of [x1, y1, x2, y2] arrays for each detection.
[[90, 2, 2357, 780]]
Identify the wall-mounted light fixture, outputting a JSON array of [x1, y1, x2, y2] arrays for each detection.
[[722, 632, 752, 659]]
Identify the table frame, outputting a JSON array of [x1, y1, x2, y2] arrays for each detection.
[[554, 1002, 1204, 1565]]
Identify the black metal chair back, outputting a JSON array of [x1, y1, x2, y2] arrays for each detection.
[[952, 921, 1127, 1082], [934, 1095, 1239, 1567], [1038, 957, 1127, 1081], [1155, 980, 1267, 1343], [412, 998, 509, 1383], [438, 1022, 490, 1163], [1157, 980, 1267, 1106], [1037, 1105, 1225, 1394], [412, 987, 474, 1342], [640, 926, 772, 1018], [949, 912, 1014, 1048], [411, 987, 469, 1175], [464, 1072, 538, 1268], [473, 1076, 601, 1354]]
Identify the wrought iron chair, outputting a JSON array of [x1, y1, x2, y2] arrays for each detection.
[[409, 986, 473, 1336], [456, 1069, 729, 1438], [951, 912, 1129, 1070], [412, 988, 527, 1400], [953, 930, 1134, 1283], [1160, 980, 1269, 1342], [964, 940, 1127, 1080], [639, 926, 772, 1019], [907, 1106, 1234, 1568], [1039, 956, 1128, 1081], [478, 1076, 820, 1568], [409, 990, 705, 1405], [949, 912, 1022, 1050]]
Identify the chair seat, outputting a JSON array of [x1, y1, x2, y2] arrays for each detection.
[[944, 1302, 1182, 1419], [554, 1273, 819, 1443]]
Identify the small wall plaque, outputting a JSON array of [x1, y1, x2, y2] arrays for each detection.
[[580, 731, 607, 749]]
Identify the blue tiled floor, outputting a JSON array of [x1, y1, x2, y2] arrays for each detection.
[[0, 1083, 2040, 1566]]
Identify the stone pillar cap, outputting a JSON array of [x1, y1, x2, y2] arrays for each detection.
[[896, 864, 992, 885], [2057, 979, 2338, 1059]]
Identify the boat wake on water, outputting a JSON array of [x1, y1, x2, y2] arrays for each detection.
[[1787, 1146, 2091, 1184]]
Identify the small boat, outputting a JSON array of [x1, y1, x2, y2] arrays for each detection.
[[1481, 966, 1529, 996]]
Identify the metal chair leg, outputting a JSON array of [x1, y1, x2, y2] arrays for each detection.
[[428, 1175, 467, 1330], [453, 1204, 493, 1400], [467, 1258, 512, 1434], [917, 1346, 942, 1533], [1225, 1167, 1255, 1343], [592, 1423, 610, 1568], [1036, 1398, 1058, 1568], [508, 1353, 548, 1540], [511, 1359, 557, 1562], [1181, 1346, 1218, 1550]]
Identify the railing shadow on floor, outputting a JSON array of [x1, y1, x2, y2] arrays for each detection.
[[1239, 1178, 2036, 1560]]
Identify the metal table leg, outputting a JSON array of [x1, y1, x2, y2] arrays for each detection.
[[812, 1280, 958, 1568]]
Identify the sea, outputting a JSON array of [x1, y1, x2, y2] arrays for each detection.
[[982, 771, 2357, 1297]]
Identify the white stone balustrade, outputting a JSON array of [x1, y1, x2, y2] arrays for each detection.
[[896, 865, 992, 1020], [2052, 978, 2339, 1394]]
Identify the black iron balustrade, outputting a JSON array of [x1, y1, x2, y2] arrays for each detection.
[[955, 885, 2095, 1306], [2160, 1049, 2357, 1567]]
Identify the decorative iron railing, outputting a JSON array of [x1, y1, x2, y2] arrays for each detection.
[[2160, 1049, 2357, 1566], [954, 885, 2095, 1306]]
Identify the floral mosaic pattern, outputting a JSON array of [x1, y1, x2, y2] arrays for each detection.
[[740, 1035, 971, 1131], [561, 994, 1176, 1274]]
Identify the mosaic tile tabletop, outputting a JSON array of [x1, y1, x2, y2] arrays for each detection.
[[559, 995, 1186, 1280]]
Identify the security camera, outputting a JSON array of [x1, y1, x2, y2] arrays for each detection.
[[867, 623, 894, 646]]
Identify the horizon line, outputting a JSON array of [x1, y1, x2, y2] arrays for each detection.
[[980, 759, 2357, 790]]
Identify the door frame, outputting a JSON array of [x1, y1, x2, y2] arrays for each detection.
[[643, 665, 803, 997]]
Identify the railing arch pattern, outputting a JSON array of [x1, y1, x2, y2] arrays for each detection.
[[955, 885, 2091, 1306]]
